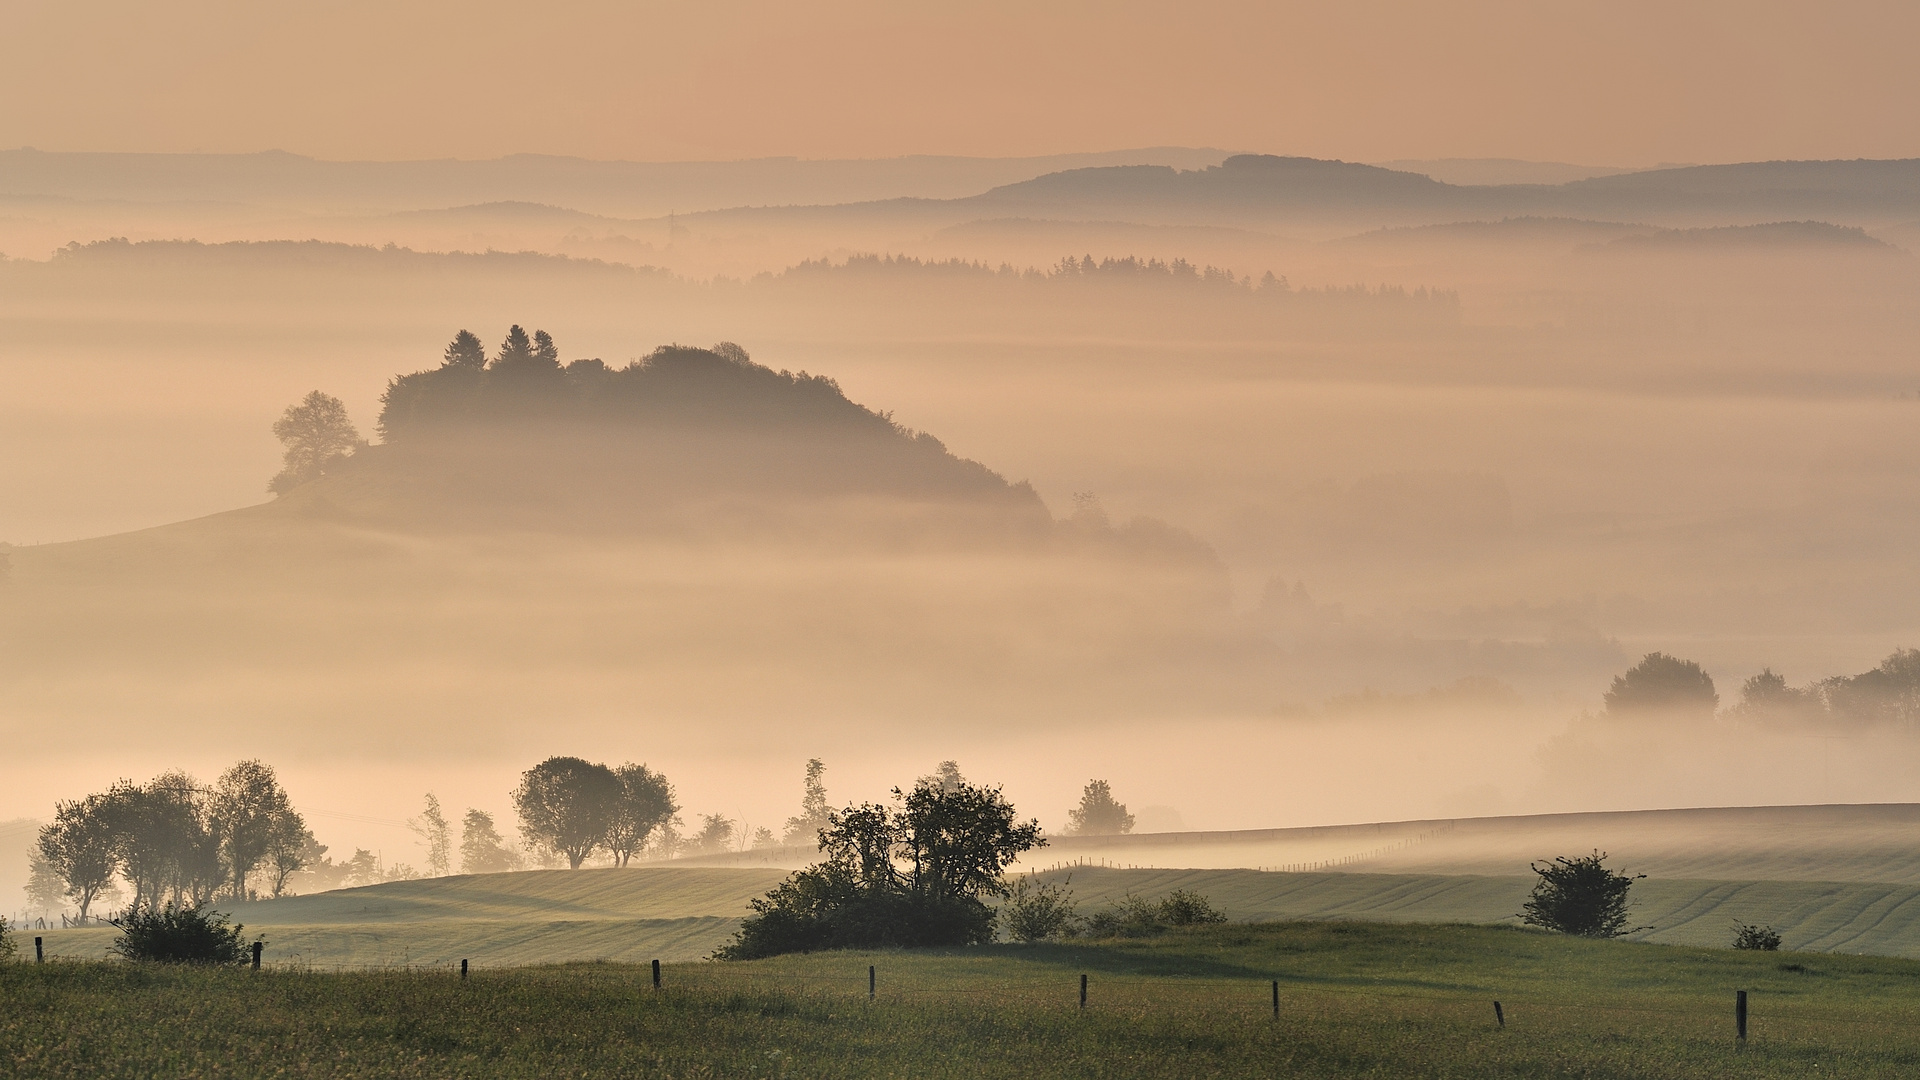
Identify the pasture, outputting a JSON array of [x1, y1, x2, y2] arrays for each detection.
[[8, 922, 1920, 1078]]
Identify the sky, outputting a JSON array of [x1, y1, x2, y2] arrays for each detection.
[[5, 0, 1916, 166]]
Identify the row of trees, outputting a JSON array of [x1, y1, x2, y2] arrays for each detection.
[[1599, 648, 1920, 729], [510, 757, 678, 869], [34, 761, 313, 918]]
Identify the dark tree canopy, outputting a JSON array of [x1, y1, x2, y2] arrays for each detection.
[[1065, 779, 1135, 836], [604, 763, 678, 868], [512, 756, 625, 869], [1520, 851, 1645, 939], [1603, 652, 1718, 720], [716, 778, 1044, 959]]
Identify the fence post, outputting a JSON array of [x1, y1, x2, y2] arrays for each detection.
[[35, 937, 43, 963], [1271, 980, 1279, 1019], [869, 965, 875, 1001], [1080, 973, 1087, 1010], [1736, 990, 1748, 1041], [460, 959, 468, 980], [1493, 1001, 1504, 1028], [652, 959, 661, 990], [251, 941, 262, 970]]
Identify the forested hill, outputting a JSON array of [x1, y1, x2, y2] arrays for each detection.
[[283, 331, 1048, 534]]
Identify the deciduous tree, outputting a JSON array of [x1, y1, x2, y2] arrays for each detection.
[[1065, 779, 1135, 836], [268, 391, 360, 493], [512, 756, 623, 869]]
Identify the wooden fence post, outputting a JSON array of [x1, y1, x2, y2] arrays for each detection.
[[251, 941, 262, 970], [460, 959, 468, 980], [1736, 990, 1747, 1041], [1080, 973, 1087, 1009], [34, 937, 43, 963], [652, 959, 661, 990], [869, 965, 875, 1001], [1271, 980, 1279, 1019], [1493, 1001, 1504, 1028]]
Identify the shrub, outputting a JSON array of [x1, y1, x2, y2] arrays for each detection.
[[0, 917, 14, 961], [110, 903, 253, 964], [1520, 851, 1645, 939], [1080, 891, 1228, 938], [1001, 875, 1078, 942], [1733, 923, 1783, 951]]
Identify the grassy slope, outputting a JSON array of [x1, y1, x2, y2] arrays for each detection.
[[9, 922, 1920, 1079], [34, 862, 1920, 967]]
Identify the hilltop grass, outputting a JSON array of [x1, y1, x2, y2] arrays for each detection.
[[8, 921, 1920, 1078]]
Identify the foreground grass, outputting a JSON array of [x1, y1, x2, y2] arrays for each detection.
[[7, 921, 1920, 1078]]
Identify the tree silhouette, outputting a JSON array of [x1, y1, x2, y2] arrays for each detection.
[[36, 793, 119, 919], [269, 390, 360, 493], [210, 760, 295, 901], [605, 763, 677, 867], [512, 756, 623, 869], [1603, 652, 1717, 720], [460, 809, 519, 874], [441, 329, 486, 370], [1065, 779, 1135, 836], [1520, 851, 1645, 938], [782, 758, 832, 845]]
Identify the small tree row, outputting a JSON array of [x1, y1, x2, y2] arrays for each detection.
[[35, 761, 312, 918]]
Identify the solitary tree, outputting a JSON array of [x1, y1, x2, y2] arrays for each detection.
[[460, 809, 519, 874], [920, 760, 965, 793], [717, 778, 1044, 959], [1603, 653, 1717, 721], [604, 763, 678, 867], [209, 760, 295, 901], [37, 793, 120, 919], [269, 391, 360, 493], [408, 793, 453, 877], [782, 758, 832, 844], [1065, 779, 1135, 836], [512, 756, 623, 869], [1520, 851, 1645, 938]]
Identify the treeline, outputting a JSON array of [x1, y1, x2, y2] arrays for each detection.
[[32, 761, 311, 919], [769, 253, 1459, 309], [26, 753, 1152, 919], [1595, 648, 1920, 729]]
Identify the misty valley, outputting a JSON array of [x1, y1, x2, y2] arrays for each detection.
[[7, 144, 1920, 1079]]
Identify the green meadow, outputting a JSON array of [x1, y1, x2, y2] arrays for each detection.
[[9, 921, 1920, 1079]]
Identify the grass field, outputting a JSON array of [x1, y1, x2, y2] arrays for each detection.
[[9, 921, 1920, 1078], [31, 862, 1920, 967]]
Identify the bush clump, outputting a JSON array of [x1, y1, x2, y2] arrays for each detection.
[[1520, 851, 1646, 939], [110, 903, 254, 964], [1001, 875, 1078, 942], [1081, 890, 1228, 938], [1732, 923, 1783, 951]]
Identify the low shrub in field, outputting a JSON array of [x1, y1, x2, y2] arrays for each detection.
[[1081, 890, 1227, 938], [0, 917, 13, 960], [110, 903, 253, 964], [1520, 851, 1646, 938], [1001, 874, 1077, 942], [1733, 922, 1783, 950]]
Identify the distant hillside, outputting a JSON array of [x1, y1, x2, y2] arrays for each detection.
[[1601, 220, 1899, 251]]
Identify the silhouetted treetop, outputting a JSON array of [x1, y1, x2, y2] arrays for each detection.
[[378, 332, 901, 443]]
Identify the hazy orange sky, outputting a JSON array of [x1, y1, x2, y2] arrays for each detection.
[[7, 0, 1915, 166]]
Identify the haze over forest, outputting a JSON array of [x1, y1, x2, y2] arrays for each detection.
[[5, 2, 1920, 913]]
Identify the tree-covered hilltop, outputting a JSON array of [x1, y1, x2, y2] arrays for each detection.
[[267, 329, 1060, 531], [377, 331, 907, 443]]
